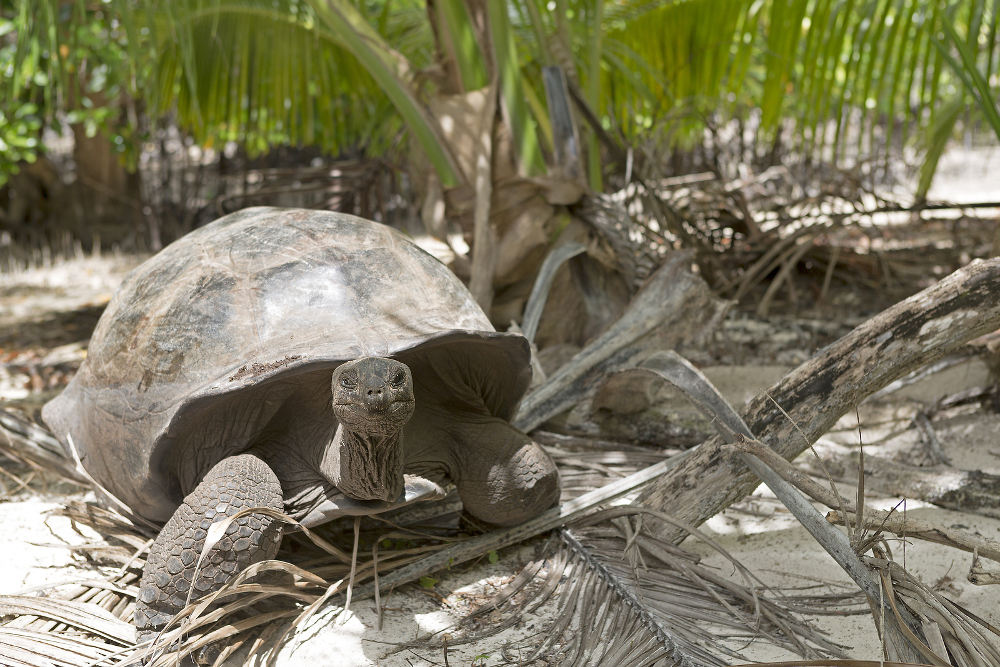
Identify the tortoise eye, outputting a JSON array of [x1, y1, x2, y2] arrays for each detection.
[[339, 375, 358, 390], [390, 371, 406, 388]]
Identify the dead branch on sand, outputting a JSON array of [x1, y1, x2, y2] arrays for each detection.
[[641, 350, 1000, 665], [640, 257, 1000, 544]]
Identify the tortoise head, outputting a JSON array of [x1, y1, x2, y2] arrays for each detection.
[[328, 357, 414, 501], [331, 357, 414, 432]]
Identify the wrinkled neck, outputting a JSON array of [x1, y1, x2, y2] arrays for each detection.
[[324, 426, 404, 502]]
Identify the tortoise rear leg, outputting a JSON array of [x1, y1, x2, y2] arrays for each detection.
[[135, 454, 283, 648], [449, 420, 560, 526]]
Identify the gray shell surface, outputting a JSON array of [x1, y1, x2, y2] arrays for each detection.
[[43, 208, 530, 522]]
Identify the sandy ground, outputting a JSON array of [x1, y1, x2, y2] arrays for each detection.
[[0, 497, 98, 592], [2, 146, 1000, 665]]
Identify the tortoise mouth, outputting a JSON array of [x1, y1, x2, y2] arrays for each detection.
[[332, 397, 414, 435]]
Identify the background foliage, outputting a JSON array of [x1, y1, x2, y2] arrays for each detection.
[[2, 1, 140, 186], [2, 0, 998, 225]]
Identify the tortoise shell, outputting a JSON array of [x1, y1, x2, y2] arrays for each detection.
[[43, 208, 530, 522]]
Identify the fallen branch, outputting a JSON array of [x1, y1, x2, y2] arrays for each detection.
[[639, 351, 1000, 665], [800, 449, 1000, 520], [634, 352, 932, 664], [639, 257, 1000, 545], [724, 439, 1000, 566], [826, 510, 1000, 569], [515, 250, 728, 432]]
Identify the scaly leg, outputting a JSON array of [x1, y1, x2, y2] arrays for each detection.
[[134, 454, 283, 646], [449, 420, 560, 526]]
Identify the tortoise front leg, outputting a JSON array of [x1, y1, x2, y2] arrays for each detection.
[[135, 454, 283, 647], [449, 420, 560, 526]]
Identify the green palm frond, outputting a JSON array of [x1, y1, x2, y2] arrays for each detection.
[[910, 5, 1000, 197], [935, 5, 1000, 142], [514, 0, 997, 173], [434, 0, 488, 91], [125, 1, 539, 182], [115, 0, 463, 183], [13, 0, 998, 190]]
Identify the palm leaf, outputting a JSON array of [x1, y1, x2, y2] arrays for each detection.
[[559, 0, 995, 176], [113, 0, 462, 184], [934, 7, 1000, 142], [15, 0, 996, 191], [915, 96, 964, 198], [488, 1, 546, 176], [434, 0, 488, 91]]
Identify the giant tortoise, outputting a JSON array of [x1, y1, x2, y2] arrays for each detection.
[[42, 207, 560, 644]]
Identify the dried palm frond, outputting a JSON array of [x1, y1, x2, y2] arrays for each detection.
[[0, 408, 87, 488], [1, 397, 681, 665], [0, 426, 833, 667], [546, 442, 676, 498], [536, 523, 846, 666], [398, 504, 852, 666], [532, 528, 698, 666], [866, 542, 1000, 667]]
